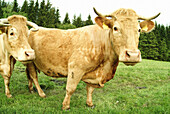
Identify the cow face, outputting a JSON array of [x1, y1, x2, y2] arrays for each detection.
[[0, 15, 36, 63], [94, 8, 160, 66]]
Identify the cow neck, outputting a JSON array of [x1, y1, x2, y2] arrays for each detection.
[[102, 29, 118, 64]]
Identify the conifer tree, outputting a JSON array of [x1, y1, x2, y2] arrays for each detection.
[[139, 32, 159, 60], [1, 0, 6, 8], [28, 0, 35, 22], [47, 7, 55, 28], [37, 0, 46, 26], [76, 14, 83, 27], [166, 26, 170, 61], [146, 32, 159, 60], [86, 15, 93, 25], [46, 0, 51, 12], [34, 0, 39, 23], [0, 0, 3, 18], [157, 25, 168, 61], [153, 24, 168, 61], [21, 0, 28, 13], [12, 0, 19, 12], [63, 13, 70, 24], [72, 14, 83, 27], [55, 8, 61, 27], [45, 0, 52, 27], [139, 33, 148, 58], [72, 15, 77, 25]]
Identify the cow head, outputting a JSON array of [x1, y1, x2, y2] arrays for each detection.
[[0, 15, 39, 63], [94, 8, 160, 66]]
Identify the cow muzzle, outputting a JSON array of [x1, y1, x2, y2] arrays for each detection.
[[17, 49, 35, 63], [119, 49, 142, 66]]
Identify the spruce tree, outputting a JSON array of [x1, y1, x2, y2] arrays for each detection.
[[0, 0, 3, 18], [47, 7, 55, 28], [28, 0, 35, 22], [76, 14, 83, 27], [37, 0, 46, 26], [1, 0, 6, 8], [158, 25, 168, 61], [21, 0, 28, 13], [34, 0, 39, 23], [153, 24, 168, 61], [63, 13, 70, 24], [45, 0, 53, 27], [46, 0, 51, 12], [139, 33, 148, 58], [86, 15, 93, 25], [72, 15, 77, 26], [55, 8, 61, 27], [12, 0, 19, 12], [139, 32, 159, 60], [147, 32, 159, 60], [166, 26, 170, 61]]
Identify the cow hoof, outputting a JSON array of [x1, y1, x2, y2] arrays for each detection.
[[30, 90, 34, 94], [62, 106, 70, 110], [86, 104, 96, 109], [6, 94, 12, 98], [40, 93, 46, 98]]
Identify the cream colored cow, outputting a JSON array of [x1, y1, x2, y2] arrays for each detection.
[[0, 15, 45, 98], [26, 8, 160, 110]]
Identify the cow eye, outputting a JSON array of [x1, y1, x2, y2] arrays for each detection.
[[138, 29, 141, 32], [114, 27, 118, 31]]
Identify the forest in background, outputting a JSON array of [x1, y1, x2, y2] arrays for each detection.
[[0, 0, 169, 61]]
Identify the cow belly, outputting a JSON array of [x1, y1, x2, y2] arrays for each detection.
[[34, 59, 68, 77], [82, 60, 118, 88], [82, 77, 103, 88]]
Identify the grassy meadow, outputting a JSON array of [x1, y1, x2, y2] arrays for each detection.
[[0, 59, 169, 113]]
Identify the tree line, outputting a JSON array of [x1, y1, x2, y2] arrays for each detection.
[[0, 0, 169, 61], [139, 23, 170, 61], [0, 0, 93, 29]]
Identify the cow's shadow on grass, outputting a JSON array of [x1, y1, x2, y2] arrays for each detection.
[[32, 79, 67, 93]]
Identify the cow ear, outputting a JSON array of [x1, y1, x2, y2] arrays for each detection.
[[0, 27, 6, 35], [95, 16, 112, 29], [140, 20, 155, 33], [0, 29, 2, 34]]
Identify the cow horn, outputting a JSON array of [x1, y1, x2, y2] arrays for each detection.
[[26, 21, 39, 31], [93, 7, 115, 18], [138, 13, 161, 20], [0, 18, 11, 26]]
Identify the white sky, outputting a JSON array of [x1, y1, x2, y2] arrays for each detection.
[[8, 0, 170, 25]]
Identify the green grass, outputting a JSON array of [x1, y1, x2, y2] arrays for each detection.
[[0, 59, 169, 113]]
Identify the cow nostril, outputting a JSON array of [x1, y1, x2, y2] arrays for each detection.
[[25, 52, 29, 57], [126, 51, 130, 58]]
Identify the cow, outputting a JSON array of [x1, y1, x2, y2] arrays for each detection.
[[25, 8, 160, 110], [0, 15, 45, 98]]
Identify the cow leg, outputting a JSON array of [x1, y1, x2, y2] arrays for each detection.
[[2, 75, 12, 98], [26, 63, 46, 98], [26, 68, 34, 93], [86, 84, 95, 107], [62, 69, 84, 110]]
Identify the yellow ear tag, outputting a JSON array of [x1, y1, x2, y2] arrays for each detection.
[[0, 30, 2, 35], [103, 22, 109, 29], [142, 25, 148, 31]]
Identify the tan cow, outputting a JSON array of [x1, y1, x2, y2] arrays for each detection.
[[26, 8, 160, 110], [0, 15, 45, 98]]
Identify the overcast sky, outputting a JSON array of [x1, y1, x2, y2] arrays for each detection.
[[8, 0, 170, 25]]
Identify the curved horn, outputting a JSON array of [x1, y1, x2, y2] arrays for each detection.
[[138, 13, 161, 20], [93, 7, 103, 16], [0, 18, 11, 26], [26, 21, 39, 32], [93, 7, 114, 18]]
